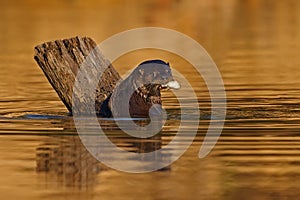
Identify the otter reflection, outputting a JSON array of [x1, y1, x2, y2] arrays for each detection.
[[36, 118, 171, 187]]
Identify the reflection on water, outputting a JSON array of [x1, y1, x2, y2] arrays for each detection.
[[1, 0, 300, 199], [36, 135, 102, 188], [36, 118, 170, 185]]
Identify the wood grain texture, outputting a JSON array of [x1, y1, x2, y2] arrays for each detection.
[[34, 36, 121, 115]]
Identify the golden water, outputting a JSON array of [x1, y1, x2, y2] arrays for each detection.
[[1, 1, 300, 199]]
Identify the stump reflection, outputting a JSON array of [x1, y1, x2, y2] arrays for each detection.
[[36, 118, 170, 187]]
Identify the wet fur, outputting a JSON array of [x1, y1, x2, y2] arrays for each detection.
[[108, 60, 174, 118]]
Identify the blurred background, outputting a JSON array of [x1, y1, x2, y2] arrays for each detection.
[[1, 0, 300, 199]]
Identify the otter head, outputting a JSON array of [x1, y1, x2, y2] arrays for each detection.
[[132, 60, 180, 91], [109, 59, 180, 118]]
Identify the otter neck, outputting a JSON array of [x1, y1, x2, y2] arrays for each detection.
[[134, 84, 162, 104], [109, 76, 162, 118]]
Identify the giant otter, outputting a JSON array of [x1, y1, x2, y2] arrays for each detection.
[[106, 60, 180, 118]]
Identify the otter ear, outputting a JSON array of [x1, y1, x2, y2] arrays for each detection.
[[167, 62, 170, 66], [139, 68, 144, 75]]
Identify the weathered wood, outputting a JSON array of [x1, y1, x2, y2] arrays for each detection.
[[34, 36, 121, 115]]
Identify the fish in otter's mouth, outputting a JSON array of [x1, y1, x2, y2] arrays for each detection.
[[108, 59, 180, 118]]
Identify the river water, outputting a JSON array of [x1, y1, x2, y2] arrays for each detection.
[[1, 0, 300, 199]]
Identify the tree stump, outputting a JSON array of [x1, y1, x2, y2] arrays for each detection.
[[34, 36, 121, 116]]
